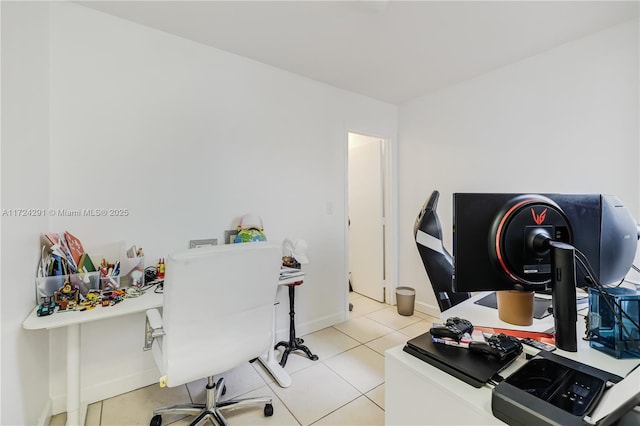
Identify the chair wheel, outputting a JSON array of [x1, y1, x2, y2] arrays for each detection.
[[150, 414, 162, 426], [311, 355, 319, 361], [264, 403, 274, 417]]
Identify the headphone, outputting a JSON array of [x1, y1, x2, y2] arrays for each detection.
[[145, 266, 158, 282]]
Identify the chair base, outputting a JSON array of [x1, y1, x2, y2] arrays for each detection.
[[150, 376, 273, 426]]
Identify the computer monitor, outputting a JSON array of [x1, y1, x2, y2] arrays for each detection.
[[452, 193, 638, 351]]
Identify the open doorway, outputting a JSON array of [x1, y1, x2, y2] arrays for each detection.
[[348, 132, 387, 303]]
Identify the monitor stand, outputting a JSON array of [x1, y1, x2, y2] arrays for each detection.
[[549, 241, 578, 352]]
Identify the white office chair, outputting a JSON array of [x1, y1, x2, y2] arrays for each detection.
[[144, 242, 282, 426]]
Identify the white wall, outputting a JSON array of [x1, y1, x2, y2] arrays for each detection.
[[398, 20, 640, 316], [1, 3, 52, 425], [4, 2, 637, 421], [38, 2, 397, 414]]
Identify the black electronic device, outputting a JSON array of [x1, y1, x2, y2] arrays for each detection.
[[452, 193, 638, 352], [468, 333, 523, 361], [492, 350, 640, 425], [520, 337, 556, 352], [430, 317, 473, 341], [404, 331, 520, 388]]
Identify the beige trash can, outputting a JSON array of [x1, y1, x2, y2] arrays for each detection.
[[396, 286, 416, 316]]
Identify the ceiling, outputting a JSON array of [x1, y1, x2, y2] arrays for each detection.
[[76, 1, 639, 105]]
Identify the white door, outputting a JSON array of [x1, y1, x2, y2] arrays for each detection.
[[348, 133, 385, 302]]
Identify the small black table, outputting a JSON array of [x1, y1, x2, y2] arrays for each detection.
[[275, 280, 319, 367]]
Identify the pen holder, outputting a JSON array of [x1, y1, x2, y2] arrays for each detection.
[[119, 256, 145, 288], [100, 275, 121, 291], [35, 271, 101, 302], [97, 256, 144, 290]]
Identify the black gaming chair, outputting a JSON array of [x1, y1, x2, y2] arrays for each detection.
[[414, 190, 470, 311]]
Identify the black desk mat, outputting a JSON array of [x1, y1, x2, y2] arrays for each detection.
[[474, 292, 553, 319]]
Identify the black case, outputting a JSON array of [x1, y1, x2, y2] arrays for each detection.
[[492, 351, 640, 426]]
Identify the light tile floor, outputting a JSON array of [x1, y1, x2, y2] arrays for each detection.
[[50, 292, 439, 426]]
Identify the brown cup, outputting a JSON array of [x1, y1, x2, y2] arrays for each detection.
[[496, 290, 534, 326]]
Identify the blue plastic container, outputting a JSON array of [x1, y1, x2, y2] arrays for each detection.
[[588, 287, 640, 359]]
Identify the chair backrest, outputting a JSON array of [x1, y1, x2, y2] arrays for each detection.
[[156, 241, 282, 387], [414, 190, 470, 311]]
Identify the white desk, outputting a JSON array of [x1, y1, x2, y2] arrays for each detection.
[[385, 294, 640, 425], [23, 289, 163, 426], [23, 278, 295, 426]]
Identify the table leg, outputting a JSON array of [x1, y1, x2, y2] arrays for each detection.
[[258, 297, 292, 387], [66, 324, 81, 426], [274, 285, 318, 367]]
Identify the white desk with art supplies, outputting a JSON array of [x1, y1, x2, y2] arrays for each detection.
[[25, 232, 301, 425], [26, 233, 156, 426]]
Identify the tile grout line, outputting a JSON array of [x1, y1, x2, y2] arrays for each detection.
[[86, 304, 398, 426]]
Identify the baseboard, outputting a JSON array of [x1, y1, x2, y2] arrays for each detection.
[[49, 313, 346, 414], [51, 367, 160, 414], [275, 310, 345, 341], [414, 300, 440, 318], [36, 398, 52, 426]]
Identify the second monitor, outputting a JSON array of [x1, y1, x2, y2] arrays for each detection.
[[452, 193, 637, 294], [452, 193, 638, 351]]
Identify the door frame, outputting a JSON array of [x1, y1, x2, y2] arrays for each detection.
[[344, 130, 398, 310]]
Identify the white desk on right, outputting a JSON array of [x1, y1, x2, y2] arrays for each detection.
[[385, 293, 640, 425]]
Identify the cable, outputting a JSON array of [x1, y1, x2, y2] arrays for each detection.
[[574, 249, 639, 353], [575, 250, 639, 330], [575, 251, 634, 329], [125, 287, 145, 298]]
